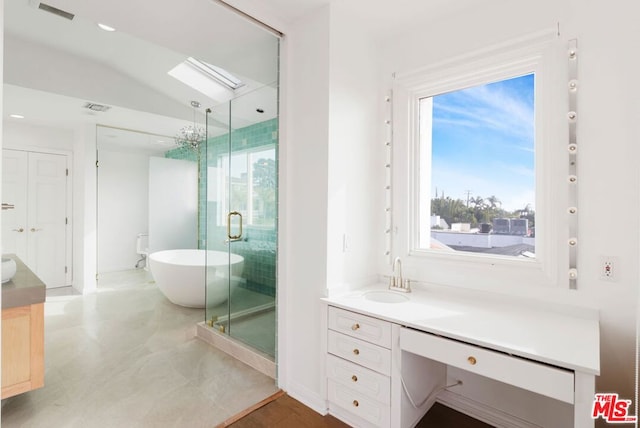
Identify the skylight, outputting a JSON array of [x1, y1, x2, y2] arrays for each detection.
[[168, 57, 244, 103], [186, 58, 244, 90]]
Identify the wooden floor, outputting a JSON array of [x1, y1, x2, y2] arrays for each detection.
[[225, 393, 493, 428]]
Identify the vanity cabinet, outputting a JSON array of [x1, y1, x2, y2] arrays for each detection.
[[326, 306, 392, 427], [2, 254, 46, 399], [1, 303, 44, 399], [322, 289, 600, 428]]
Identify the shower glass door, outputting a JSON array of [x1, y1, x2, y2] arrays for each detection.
[[204, 83, 278, 359]]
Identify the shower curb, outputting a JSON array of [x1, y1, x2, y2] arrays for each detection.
[[196, 322, 276, 379]]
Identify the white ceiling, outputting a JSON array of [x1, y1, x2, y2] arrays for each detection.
[[3, 0, 488, 152], [3, 0, 279, 152], [232, 0, 487, 36]]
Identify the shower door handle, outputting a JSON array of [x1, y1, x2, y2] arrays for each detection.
[[227, 211, 243, 242]]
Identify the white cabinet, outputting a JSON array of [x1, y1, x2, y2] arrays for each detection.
[[323, 298, 598, 428], [400, 327, 575, 404], [326, 306, 392, 427]]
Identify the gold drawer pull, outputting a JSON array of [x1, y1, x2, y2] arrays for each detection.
[[351, 323, 360, 331], [351, 375, 358, 382], [353, 400, 359, 407], [468, 356, 477, 365], [353, 349, 360, 356]]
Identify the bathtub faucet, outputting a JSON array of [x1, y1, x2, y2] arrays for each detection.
[[389, 257, 411, 293]]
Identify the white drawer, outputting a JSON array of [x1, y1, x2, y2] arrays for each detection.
[[328, 380, 390, 428], [328, 306, 391, 348], [400, 327, 575, 404], [326, 354, 391, 404], [328, 330, 391, 376]]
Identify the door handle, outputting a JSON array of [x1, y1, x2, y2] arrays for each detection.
[[12, 228, 24, 232], [226, 211, 243, 242], [30, 228, 43, 232]]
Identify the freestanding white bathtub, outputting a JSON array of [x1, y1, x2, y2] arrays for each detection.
[[149, 249, 244, 308]]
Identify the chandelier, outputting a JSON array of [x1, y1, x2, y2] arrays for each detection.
[[175, 100, 206, 151]]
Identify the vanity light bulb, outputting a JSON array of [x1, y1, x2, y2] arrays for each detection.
[[568, 268, 578, 279], [568, 80, 578, 91], [568, 144, 578, 153]]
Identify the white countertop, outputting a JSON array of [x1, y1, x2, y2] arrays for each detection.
[[322, 284, 600, 375]]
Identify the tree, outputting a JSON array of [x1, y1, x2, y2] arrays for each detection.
[[252, 158, 277, 225], [487, 195, 501, 209]]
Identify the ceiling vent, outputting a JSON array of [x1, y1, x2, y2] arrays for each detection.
[[31, 1, 75, 20], [83, 102, 111, 113]]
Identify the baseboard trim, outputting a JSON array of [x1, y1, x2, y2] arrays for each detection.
[[437, 391, 542, 428], [286, 381, 328, 415], [196, 322, 276, 379]]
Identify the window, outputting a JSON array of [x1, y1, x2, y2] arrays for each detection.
[[419, 74, 536, 259], [392, 33, 564, 289], [218, 146, 276, 227]]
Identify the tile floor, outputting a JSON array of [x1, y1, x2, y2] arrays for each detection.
[[220, 310, 276, 357], [1, 269, 279, 428]]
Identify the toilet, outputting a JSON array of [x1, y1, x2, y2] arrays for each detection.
[[135, 233, 149, 270]]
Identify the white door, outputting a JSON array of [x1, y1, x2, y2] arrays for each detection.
[[2, 150, 28, 259], [2, 149, 70, 288]]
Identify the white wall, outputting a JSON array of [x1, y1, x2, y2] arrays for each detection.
[[281, 5, 331, 406], [72, 124, 97, 294], [326, 3, 381, 292], [97, 149, 153, 273], [3, 121, 74, 152], [148, 157, 198, 254], [270, 0, 639, 425], [376, 3, 638, 425], [278, 0, 385, 412]]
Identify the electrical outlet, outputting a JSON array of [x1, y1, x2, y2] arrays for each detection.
[[600, 256, 618, 281]]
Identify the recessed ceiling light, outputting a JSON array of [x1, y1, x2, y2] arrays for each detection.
[[9, 114, 24, 119], [97, 23, 116, 32]]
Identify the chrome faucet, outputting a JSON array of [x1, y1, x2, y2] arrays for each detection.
[[389, 257, 411, 292]]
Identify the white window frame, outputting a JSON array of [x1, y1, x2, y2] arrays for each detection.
[[217, 144, 276, 227], [391, 31, 567, 290]]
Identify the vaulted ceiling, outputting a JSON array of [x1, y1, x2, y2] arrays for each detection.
[[3, 0, 279, 150], [3, 0, 489, 151]]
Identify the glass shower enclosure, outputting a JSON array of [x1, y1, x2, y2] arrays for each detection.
[[203, 82, 278, 359]]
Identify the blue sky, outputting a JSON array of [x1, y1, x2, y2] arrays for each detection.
[[426, 73, 535, 212]]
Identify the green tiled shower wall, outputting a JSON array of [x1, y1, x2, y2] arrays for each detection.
[[166, 118, 278, 297]]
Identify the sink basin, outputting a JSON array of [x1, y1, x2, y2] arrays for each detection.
[[364, 290, 409, 303], [2, 257, 17, 283]]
